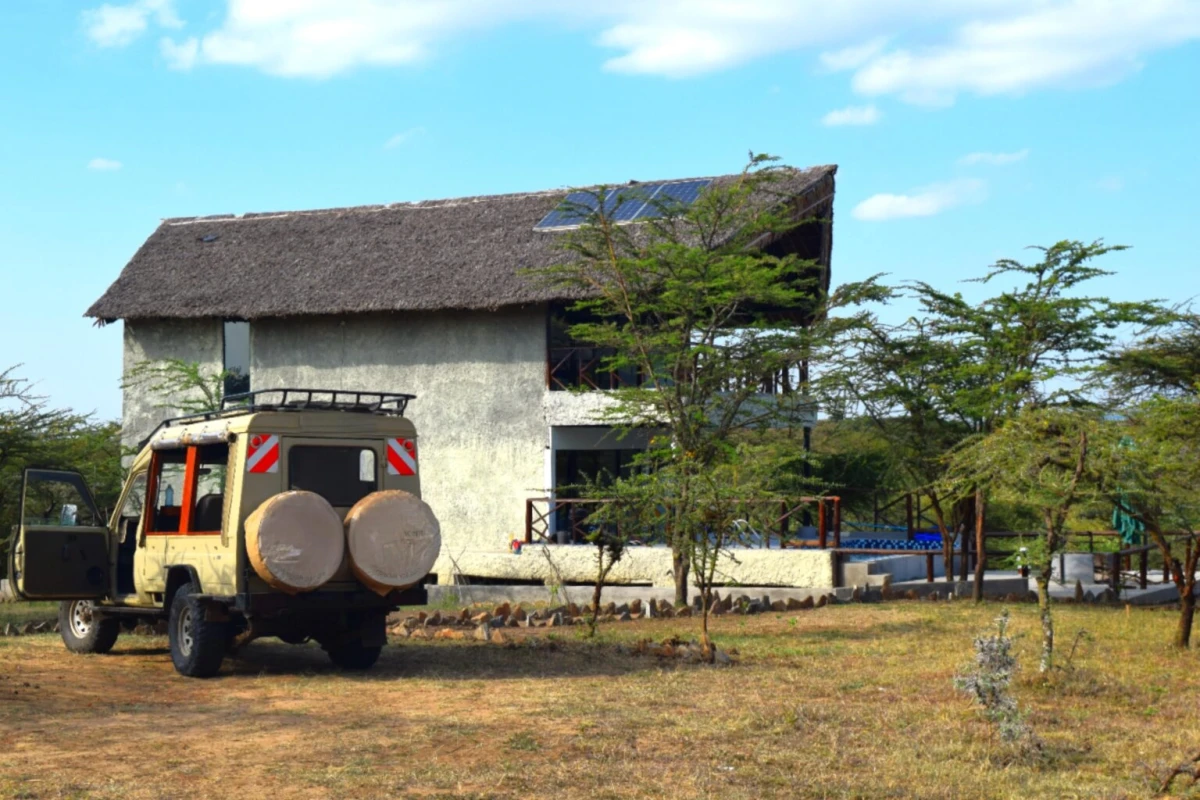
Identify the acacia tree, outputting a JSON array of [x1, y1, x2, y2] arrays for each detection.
[[122, 358, 231, 415], [539, 154, 877, 606], [1096, 397, 1200, 648], [1, 367, 123, 561], [1102, 309, 1200, 401], [824, 241, 1166, 600], [945, 408, 1101, 672]]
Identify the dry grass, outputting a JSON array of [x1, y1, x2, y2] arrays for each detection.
[[0, 600, 1197, 799]]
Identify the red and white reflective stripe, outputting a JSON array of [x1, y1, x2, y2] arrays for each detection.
[[386, 438, 417, 476], [246, 434, 280, 474]]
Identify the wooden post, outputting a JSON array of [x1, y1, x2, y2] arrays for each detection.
[[1139, 549, 1148, 590], [832, 498, 842, 548], [973, 487, 985, 602], [817, 499, 827, 549], [960, 527, 970, 582], [905, 494, 914, 540], [525, 499, 533, 544], [925, 553, 935, 583], [1110, 552, 1120, 592]]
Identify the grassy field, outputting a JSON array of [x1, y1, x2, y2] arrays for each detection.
[[0, 601, 56, 628], [1, 600, 1197, 799]]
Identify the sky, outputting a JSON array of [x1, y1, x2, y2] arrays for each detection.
[[1, 0, 1198, 421]]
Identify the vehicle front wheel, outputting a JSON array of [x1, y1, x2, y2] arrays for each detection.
[[326, 640, 382, 670], [168, 582, 227, 678], [58, 600, 120, 654]]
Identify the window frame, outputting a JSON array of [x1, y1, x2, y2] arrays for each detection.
[[144, 445, 226, 537], [286, 444, 380, 508]]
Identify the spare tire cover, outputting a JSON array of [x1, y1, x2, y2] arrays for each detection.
[[344, 490, 441, 596], [244, 491, 345, 594]]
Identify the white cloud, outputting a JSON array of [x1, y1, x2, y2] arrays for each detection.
[[81, 0, 1200, 107], [384, 127, 426, 149], [845, 1, 1200, 106], [88, 158, 123, 171], [818, 37, 888, 71], [160, 36, 199, 69], [821, 104, 881, 126], [83, 0, 182, 47], [852, 178, 985, 221], [958, 148, 1029, 166]]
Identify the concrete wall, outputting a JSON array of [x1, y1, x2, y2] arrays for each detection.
[[122, 319, 223, 451], [248, 309, 549, 573], [119, 309, 839, 589], [446, 544, 835, 589]]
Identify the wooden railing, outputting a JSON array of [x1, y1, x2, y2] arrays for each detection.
[[524, 496, 842, 547], [546, 347, 806, 395], [956, 530, 1171, 590]]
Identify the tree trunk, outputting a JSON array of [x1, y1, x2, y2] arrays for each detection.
[[1173, 547, 1197, 649], [589, 576, 605, 638], [673, 548, 689, 607], [700, 586, 713, 661], [1176, 584, 1195, 649], [973, 487, 986, 603], [1035, 568, 1054, 673], [927, 492, 954, 584]]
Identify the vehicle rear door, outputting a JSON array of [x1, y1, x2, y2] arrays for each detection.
[[7, 468, 110, 600]]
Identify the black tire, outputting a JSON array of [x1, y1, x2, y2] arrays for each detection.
[[326, 640, 382, 670], [58, 600, 120, 654], [168, 581, 227, 678]]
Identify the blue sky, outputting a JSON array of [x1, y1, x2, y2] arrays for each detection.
[[1, 1, 1198, 421]]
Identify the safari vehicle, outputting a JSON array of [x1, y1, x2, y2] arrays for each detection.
[[6, 389, 442, 678]]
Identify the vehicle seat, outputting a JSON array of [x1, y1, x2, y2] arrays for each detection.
[[193, 493, 224, 532]]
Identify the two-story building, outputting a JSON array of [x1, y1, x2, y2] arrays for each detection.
[[87, 165, 839, 590]]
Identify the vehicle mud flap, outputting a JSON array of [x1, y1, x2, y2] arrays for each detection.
[[360, 611, 387, 648]]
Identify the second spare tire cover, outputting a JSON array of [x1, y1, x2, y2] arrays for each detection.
[[344, 490, 441, 595], [244, 491, 345, 594]]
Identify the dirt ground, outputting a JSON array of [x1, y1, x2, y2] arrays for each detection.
[[1, 600, 1198, 799]]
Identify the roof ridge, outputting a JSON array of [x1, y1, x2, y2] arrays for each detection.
[[160, 166, 834, 227]]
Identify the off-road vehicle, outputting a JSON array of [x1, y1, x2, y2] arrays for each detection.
[[6, 389, 441, 678]]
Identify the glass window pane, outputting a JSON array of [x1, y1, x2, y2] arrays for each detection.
[[152, 449, 187, 533], [223, 321, 251, 396], [22, 473, 100, 527], [289, 446, 378, 507], [191, 444, 229, 532]]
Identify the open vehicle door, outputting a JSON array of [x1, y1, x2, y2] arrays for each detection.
[[7, 469, 110, 600]]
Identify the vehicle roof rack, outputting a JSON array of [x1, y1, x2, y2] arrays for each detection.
[[137, 388, 416, 450]]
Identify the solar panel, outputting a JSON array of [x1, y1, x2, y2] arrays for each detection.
[[608, 183, 661, 221], [638, 179, 711, 220], [534, 178, 712, 231], [534, 190, 601, 230]]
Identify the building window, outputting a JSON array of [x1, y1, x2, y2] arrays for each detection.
[[223, 321, 251, 397]]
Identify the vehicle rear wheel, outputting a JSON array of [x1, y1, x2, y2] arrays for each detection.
[[168, 581, 227, 678], [58, 600, 120, 654], [326, 640, 382, 670]]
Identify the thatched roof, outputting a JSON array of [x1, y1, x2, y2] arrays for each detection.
[[86, 165, 836, 322]]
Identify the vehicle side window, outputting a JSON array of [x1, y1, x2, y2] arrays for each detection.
[[150, 449, 188, 533], [288, 446, 377, 507], [190, 444, 229, 533], [22, 472, 101, 527], [118, 473, 147, 542]]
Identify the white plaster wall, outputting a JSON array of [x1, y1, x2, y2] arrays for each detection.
[[249, 309, 549, 564], [122, 319, 223, 451], [444, 545, 836, 589], [118, 311, 839, 589]]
